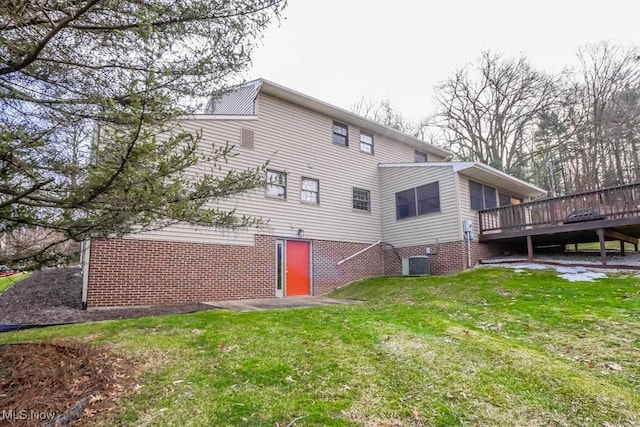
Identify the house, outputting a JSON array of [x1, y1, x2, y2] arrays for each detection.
[[82, 79, 546, 308]]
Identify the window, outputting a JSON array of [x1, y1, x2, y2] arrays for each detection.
[[414, 150, 428, 162], [396, 182, 440, 219], [301, 177, 319, 204], [333, 122, 348, 146], [352, 188, 371, 212], [360, 131, 374, 154], [499, 193, 522, 206], [266, 169, 286, 199], [416, 182, 440, 215], [395, 188, 416, 219], [469, 180, 497, 210]]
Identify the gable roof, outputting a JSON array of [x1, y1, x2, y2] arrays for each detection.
[[379, 162, 547, 198], [206, 79, 452, 159]]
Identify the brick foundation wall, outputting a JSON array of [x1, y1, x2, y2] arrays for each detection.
[[87, 235, 386, 307], [383, 240, 505, 275], [87, 235, 276, 307], [312, 240, 384, 295], [87, 235, 506, 307]]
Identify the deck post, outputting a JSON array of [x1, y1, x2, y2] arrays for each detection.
[[597, 228, 607, 265], [526, 235, 533, 261], [620, 240, 625, 256]]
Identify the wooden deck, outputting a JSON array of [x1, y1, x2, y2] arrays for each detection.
[[478, 183, 640, 264]]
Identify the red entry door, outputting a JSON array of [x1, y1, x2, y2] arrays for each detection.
[[285, 240, 310, 296]]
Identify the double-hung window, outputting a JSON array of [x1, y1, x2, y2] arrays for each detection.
[[360, 131, 374, 154], [266, 169, 286, 199], [352, 188, 371, 212], [333, 122, 348, 146], [301, 177, 319, 204]]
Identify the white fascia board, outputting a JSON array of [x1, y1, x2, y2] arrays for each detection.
[[453, 162, 547, 197], [378, 161, 546, 197], [378, 162, 472, 169], [180, 114, 259, 121]]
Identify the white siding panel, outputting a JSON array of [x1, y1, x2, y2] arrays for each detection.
[[380, 166, 461, 247]]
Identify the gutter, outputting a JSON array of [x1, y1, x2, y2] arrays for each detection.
[[80, 239, 91, 310]]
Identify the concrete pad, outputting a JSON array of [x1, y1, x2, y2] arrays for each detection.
[[202, 296, 361, 313]]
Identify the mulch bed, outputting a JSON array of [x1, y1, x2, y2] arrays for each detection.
[[0, 267, 215, 325], [0, 268, 217, 426], [0, 341, 134, 426]]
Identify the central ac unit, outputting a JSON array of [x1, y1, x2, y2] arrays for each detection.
[[402, 256, 430, 276]]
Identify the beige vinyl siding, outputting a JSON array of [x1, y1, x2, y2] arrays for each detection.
[[458, 175, 478, 240], [138, 93, 428, 245], [126, 225, 257, 246], [380, 166, 461, 247]]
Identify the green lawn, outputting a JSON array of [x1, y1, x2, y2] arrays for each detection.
[[2, 268, 639, 426], [565, 241, 637, 251], [0, 272, 29, 294]]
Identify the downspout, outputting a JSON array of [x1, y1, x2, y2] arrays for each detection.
[[80, 239, 91, 310], [337, 240, 381, 265], [462, 220, 473, 269]]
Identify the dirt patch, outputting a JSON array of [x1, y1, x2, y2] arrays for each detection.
[[0, 267, 214, 325], [0, 341, 134, 426]]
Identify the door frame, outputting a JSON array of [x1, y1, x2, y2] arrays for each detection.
[[275, 238, 312, 297]]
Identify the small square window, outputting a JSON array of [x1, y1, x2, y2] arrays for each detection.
[[360, 131, 374, 154], [352, 188, 370, 212], [333, 122, 348, 146], [266, 169, 286, 199], [414, 150, 428, 162], [301, 177, 319, 204]]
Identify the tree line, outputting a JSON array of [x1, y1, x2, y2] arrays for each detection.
[[356, 42, 640, 197]]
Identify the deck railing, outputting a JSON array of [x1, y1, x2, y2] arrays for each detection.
[[479, 182, 640, 235]]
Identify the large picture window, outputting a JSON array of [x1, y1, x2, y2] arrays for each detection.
[[469, 181, 496, 210], [396, 182, 440, 219]]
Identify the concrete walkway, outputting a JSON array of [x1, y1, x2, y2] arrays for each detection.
[[203, 296, 361, 313]]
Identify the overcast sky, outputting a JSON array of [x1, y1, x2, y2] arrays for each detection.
[[246, 0, 640, 123]]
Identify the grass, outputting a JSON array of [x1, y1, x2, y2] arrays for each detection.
[[566, 241, 636, 251], [0, 272, 29, 294], [1, 267, 639, 426]]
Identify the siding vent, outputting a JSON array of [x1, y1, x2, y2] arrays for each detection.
[[402, 256, 430, 275], [240, 128, 254, 149]]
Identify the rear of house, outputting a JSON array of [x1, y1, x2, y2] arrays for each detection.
[[82, 80, 545, 308]]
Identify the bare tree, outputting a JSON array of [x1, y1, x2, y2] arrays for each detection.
[[542, 42, 640, 191], [433, 51, 558, 179], [351, 98, 419, 136]]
